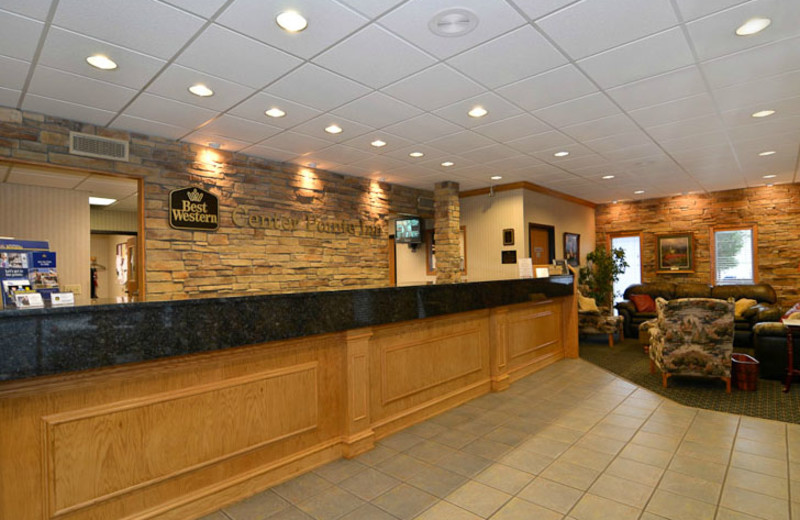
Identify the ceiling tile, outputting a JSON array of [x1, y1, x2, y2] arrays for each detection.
[[720, 95, 800, 127], [0, 55, 30, 90], [433, 92, 523, 129], [511, 0, 575, 21], [446, 25, 568, 89], [38, 27, 166, 90], [265, 64, 371, 112], [313, 25, 435, 89], [0, 9, 44, 61], [657, 130, 730, 153], [497, 65, 597, 111], [0, 1, 52, 20], [238, 143, 299, 163], [533, 93, 620, 127], [629, 93, 717, 128], [472, 114, 551, 142], [146, 64, 256, 111], [686, 0, 800, 62], [291, 114, 374, 143], [428, 131, 495, 154], [181, 131, 251, 152], [383, 144, 449, 163], [336, 0, 404, 19], [460, 144, 525, 164], [483, 155, 542, 172], [340, 131, 413, 155], [602, 143, 667, 162], [123, 93, 216, 128], [727, 115, 800, 142], [53, 0, 204, 59], [506, 130, 575, 154], [306, 144, 373, 165], [161, 0, 228, 18], [377, 0, 526, 59], [0, 87, 20, 107], [198, 114, 282, 143], [258, 131, 339, 156], [228, 92, 321, 128], [702, 36, 800, 89], [578, 27, 694, 89], [78, 175, 137, 197], [606, 66, 707, 112], [216, 0, 368, 60], [381, 64, 485, 111], [177, 24, 302, 89], [22, 94, 116, 126], [349, 154, 410, 172], [561, 114, 639, 142], [529, 143, 596, 163], [646, 113, 725, 141], [331, 92, 423, 129], [6, 165, 87, 189], [113, 114, 191, 140], [535, 0, 679, 59], [672, 0, 749, 21], [713, 70, 800, 112], [28, 66, 137, 112], [286, 155, 342, 172], [381, 113, 461, 142]]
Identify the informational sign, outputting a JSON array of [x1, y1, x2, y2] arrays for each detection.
[[169, 187, 219, 231], [518, 257, 533, 279]]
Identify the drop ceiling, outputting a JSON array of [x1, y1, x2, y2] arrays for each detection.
[[0, 0, 798, 203]]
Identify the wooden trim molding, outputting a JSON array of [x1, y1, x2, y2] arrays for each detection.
[[459, 181, 596, 209]]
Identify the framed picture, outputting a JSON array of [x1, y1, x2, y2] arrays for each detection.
[[563, 233, 580, 267], [657, 233, 694, 273], [503, 228, 514, 246]]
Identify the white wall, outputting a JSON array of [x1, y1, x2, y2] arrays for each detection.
[[0, 183, 91, 304], [522, 190, 596, 266], [460, 189, 525, 282], [90, 233, 131, 300], [394, 241, 434, 286]]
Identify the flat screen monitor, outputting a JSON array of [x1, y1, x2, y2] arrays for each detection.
[[395, 217, 422, 244]]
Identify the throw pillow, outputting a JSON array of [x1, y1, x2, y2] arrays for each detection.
[[629, 294, 656, 313], [734, 298, 757, 318], [782, 302, 800, 322], [578, 293, 599, 313]]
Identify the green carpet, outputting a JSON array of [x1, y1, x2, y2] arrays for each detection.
[[580, 337, 800, 424]]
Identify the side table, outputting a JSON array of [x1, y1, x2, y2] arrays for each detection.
[[783, 324, 800, 392]]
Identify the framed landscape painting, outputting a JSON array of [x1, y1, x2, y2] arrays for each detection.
[[657, 233, 694, 273]]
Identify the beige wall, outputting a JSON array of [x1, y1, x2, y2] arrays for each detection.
[[90, 209, 138, 233], [0, 183, 91, 304], [394, 240, 434, 286], [90, 233, 131, 300], [523, 189, 596, 265]]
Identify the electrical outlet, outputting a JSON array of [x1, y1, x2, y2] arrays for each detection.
[[63, 284, 81, 295]]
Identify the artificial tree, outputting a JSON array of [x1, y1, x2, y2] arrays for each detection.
[[578, 245, 628, 309]]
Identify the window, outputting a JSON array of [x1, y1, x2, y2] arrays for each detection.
[[712, 226, 757, 285]]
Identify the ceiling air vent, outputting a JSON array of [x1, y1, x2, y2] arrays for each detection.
[[69, 131, 129, 162]]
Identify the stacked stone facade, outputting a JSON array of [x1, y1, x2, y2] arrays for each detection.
[[0, 108, 432, 300], [434, 181, 462, 284], [595, 185, 800, 308]]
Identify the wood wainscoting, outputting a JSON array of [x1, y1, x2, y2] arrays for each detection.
[[0, 297, 576, 520]]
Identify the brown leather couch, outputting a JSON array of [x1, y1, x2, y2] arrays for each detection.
[[616, 282, 782, 348]]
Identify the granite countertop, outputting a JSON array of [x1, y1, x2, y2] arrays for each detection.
[[0, 276, 573, 382]]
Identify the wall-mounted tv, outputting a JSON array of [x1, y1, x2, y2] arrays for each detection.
[[395, 217, 422, 244]]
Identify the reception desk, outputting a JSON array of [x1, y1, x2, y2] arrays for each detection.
[[0, 277, 577, 520]]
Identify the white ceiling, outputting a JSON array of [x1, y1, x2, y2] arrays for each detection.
[[0, 0, 798, 203]]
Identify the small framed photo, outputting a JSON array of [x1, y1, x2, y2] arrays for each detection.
[[563, 232, 580, 267], [503, 228, 514, 246], [657, 233, 694, 273]]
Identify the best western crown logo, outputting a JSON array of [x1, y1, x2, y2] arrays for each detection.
[[169, 187, 219, 231]]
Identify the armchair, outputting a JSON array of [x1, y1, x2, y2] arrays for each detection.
[[649, 297, 735, 393]]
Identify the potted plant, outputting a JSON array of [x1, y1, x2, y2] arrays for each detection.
[[578, 245, 628, 309]]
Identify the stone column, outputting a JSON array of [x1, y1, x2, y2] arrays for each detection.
[[434, 181, 462, 284]]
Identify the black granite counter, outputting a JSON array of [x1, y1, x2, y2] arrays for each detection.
[[0, 276, 573, 382]]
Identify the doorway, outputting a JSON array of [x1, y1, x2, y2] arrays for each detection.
[[529, 223, 555, 264], [610, 233, 642, 305]]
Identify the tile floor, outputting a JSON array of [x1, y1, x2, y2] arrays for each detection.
[[201, 359, 800, 520]]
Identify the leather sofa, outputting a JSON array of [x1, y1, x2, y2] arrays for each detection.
[[753, 322, 800, 380], [616, 282, 782, 348]]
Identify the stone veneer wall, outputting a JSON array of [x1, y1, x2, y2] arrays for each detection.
[[0, 108, 432, 300], [434, 181, 462, 284], [595, 185, 800, 308]]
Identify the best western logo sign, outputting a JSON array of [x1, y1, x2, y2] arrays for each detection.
[[169, 187, 219, 231]]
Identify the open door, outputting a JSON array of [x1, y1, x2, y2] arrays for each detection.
[[126, 236, 138, 299]]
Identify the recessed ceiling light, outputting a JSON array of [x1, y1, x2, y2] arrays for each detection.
[[553, 151, 569, 157], [265, 107, 286, 118], [490, 175, 502, 180], [735, 17, 771, 36], [89, 196, 116, 206], [86, 54, 117, 70], [371, 139, 387, 147], [325, 124, 343, 134], [601, 175, 615, 180], [429, 8, 479, 37], [752, 109, 775, 118], [208, 142, 221, 149], [612, 200, 618, 204], [758, 150, 776, 156], [634, 190, 645, 194], [468, 106, 488, 118], [307, 162, 317, 168], [276, 10, 307, 33], [441, 161, 454, 167], [188, 84, 213, 97], [409, 152, 424, 158], [763, 174, 777, 179]]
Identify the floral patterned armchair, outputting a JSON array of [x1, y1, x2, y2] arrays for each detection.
[[649, 297, 735, 393]]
